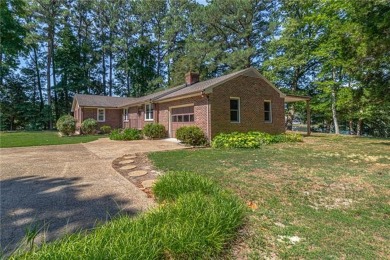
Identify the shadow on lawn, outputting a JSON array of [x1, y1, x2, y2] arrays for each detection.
[[0, 175, 136, 255]]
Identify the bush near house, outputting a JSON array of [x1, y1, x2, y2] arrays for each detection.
[[100, 125, 112, 134], [81, 118, 98, 134], [56, 115, 76, 136], [212, 131, 303, 148], [143, 123, 166, 139], [109, 128, 143, 141], [176, 126, 207, 146], [13, 172, 245, 259]]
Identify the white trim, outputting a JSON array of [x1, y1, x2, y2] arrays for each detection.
[[144, 103, 154, 121], [230, 97, 240, 123], [168, 103, 195, 109], [123, 108, 129, 122], [264, 100, 272, 123], [97, 108, 105, 122]]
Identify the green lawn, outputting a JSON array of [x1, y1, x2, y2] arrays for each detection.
[[0, 131, 102, 148], [149, 134, 390, 259]]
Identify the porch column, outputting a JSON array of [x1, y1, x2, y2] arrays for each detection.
[[306, 100, 311, 136]]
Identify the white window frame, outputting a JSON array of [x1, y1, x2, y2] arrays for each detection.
[[145, 103, 154, 121], [123, 108, 129, 121], [97, 108, 105, 122], [230, 97, 240, 123], [264, 100, 272, 123]]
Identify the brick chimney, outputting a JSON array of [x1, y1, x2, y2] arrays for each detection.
[[185, 71, 199, 85]]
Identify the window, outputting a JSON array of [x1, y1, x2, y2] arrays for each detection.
[[264, 100, 272, 122], [230, 98, 240, 123], [123, 108, 129, 121], [97, 108, 105, 122], [171, 106, 194, 123], [145, 103, 154, 121]]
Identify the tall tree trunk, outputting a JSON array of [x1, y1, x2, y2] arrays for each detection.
[[52, 42, 59, 121], [33, 46, 44, 112], [357, 118, 363, 136], [47, 37, 52, 129], [109, 47, 113, 96], [331, 68, 339, 134], [349, 120, 354, 135], [0, 52, 3, 85], [102, 46, 106, 95]]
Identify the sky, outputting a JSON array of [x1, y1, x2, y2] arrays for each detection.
[[196, 0, 208, 5]]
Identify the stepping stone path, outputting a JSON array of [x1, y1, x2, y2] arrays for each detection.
[[119, 159, 135, 164], [141, 180, 155, 189], [112, 153, 161, 198], [120, 165, 137, 170], [128, 170, 148, 177]]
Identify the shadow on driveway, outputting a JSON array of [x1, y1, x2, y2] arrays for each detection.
[[1, 175, 136, 255]]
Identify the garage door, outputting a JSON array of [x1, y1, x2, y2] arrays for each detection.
[[170, 106, 194, 138]]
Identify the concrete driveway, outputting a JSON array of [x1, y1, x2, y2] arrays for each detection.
[[0, 138, 183, 254]]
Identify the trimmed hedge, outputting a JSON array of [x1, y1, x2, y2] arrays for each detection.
[[56, 115, 76, 136], [81, 118, 97, 134], [109, 128, 142, 141], [143, 123, 166, 139], [212, 131, 303, 148], [176, 126, 207, 146]]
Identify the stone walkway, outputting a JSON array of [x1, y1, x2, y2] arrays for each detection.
[[112, 153, 161, 198]]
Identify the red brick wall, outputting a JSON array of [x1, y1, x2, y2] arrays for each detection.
[[209, 75, 285, 138], [81, 107, 122, 129], [157, 96, 209, 138], [126, 106, 145, 129]]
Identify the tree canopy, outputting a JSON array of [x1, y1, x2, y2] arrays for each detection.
[[0, 0, 389, 136]]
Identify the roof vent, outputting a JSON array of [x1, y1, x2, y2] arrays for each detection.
[[185, 71, 199, 85]]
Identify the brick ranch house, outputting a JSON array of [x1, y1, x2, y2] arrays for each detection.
[[71, 67, 310, 139]]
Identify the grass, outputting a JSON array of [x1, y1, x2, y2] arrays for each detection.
[[149, 134, 390, 259], [12, 172, 245, 259], [0, 131, 102, 148]]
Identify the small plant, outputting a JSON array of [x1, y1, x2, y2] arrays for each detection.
[[56, 115, 76, 136], [143, 123, 166, 139], [109, 128, 142, 141], [176, 126, 207, 146], [81, 118, 97, 135], [212, 131, 303, 148], [122, 128, 142, 140], [100, 125, 112, 134]]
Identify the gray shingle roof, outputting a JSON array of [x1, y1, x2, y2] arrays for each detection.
[[73, 94, 134, 108], [73, 67, 283, 110]]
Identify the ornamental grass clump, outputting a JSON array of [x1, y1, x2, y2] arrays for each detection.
[[12, 172, 245, 260], [212, 131, 303, 148]]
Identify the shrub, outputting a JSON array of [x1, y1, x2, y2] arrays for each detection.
[[176, 126, 207, 146], [109, 128, 142, 141], [81, 118, 97, 134], [122, 128, 143, 140], [100, 125, 112, 134], [56, 115, 76, 136], [212, 131, 303, 148], [143, 123, 166, 139]]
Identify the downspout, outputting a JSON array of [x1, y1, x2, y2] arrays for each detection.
[[202, 91, 211, 142]]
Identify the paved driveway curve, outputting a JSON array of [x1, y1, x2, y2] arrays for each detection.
[[0, 138, 183, 254]]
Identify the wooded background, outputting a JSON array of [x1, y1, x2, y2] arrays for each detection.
[[1, 0, 389, 137]]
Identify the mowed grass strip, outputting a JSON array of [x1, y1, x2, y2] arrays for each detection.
[[12, 172, 245, 260], [0, 131, 101, 148], [149, 134, 390, 259]]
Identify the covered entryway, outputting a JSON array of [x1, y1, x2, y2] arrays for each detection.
[[169, 105, 195, 137]]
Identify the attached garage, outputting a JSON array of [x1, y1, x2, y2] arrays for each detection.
[[169, 105, 195, 138]]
